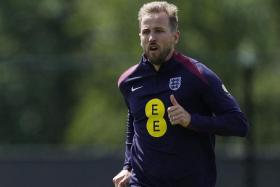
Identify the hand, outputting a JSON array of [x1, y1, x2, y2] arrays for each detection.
[[167, 94, 191, 128], [112, 169, 131, 187]]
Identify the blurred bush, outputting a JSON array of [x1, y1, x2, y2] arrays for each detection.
[[0, 0, 279, 152]]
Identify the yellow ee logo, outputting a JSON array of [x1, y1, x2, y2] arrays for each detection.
[[145, 98, 167, 138]]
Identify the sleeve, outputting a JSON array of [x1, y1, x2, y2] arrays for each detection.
[[122, 109, 134, 171], [118, 71, 135, 171], [189, 64, 249, 137]]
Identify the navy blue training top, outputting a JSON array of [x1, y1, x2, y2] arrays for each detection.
[[117, 52, 249, 186]]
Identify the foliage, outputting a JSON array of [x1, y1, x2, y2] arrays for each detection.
[[0, 0, 279, 150]]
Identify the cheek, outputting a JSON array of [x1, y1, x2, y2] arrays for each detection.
[[140, 38, 148, 47], [160, 34, 172, 43], [168, 36, 177, 45], [140, 40, 144, 48], [162, 37, 173, 46]]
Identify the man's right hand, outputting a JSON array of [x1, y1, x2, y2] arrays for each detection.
[[112, 169, 131, 187]]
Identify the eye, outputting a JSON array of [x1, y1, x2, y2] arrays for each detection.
[[141, 29, 150, 35], [155, 28, 165, 33]]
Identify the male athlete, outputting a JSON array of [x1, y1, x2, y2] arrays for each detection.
[[113, 1, 249, 187]]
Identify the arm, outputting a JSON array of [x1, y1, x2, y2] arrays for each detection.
[[168, 64, 249, 137], [123, 109, 134, 170], [114, 67, 138, 186], [190, 111, 248, 136], [113, 109, 134, 187], [189, 64, 249, 136]]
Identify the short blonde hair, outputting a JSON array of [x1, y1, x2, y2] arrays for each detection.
[[138, 1, 178, 31]]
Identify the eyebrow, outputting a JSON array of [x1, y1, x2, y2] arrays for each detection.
[[141, 26, 165, 30], [154, 27, 165, 30]]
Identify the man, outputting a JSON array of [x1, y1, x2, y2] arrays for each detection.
[[113, 1, 249, 187]]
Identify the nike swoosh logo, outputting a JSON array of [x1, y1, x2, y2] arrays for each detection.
[[131, 86, 143, 92]]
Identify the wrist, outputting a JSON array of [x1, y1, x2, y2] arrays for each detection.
[[182, 113, 191, 128], [122, 165, 132, 171]]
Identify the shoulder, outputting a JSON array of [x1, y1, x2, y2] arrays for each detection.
[[174, 53, 220, 85], [117, 64, 139, 87]]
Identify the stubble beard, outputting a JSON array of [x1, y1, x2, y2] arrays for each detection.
[[146, 47, 172, 66]]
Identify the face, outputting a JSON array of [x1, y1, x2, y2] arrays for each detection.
[[139, 12, 179, 66]]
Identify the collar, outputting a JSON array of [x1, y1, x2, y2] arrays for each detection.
[[140, 51, 177, 72]]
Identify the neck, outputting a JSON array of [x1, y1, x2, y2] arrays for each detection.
[[152, 49, 175, 71]]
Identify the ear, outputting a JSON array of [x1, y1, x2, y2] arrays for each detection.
[[173, 31, 180, 44], [139, 32, 143, 47]]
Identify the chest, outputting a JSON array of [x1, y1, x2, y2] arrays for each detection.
[[125, 71, 202, 119]]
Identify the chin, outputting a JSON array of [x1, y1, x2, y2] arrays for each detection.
[[147, 55, 158, 63]]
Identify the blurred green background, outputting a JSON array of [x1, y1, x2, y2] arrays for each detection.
[[0, 0, 279, 185]]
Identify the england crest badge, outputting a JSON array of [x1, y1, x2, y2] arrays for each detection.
[[169, 77, 181, 91]]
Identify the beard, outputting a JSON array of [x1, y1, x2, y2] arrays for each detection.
[[145, 45, 172, 66]]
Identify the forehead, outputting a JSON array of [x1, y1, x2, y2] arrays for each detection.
[[140, 12, 170, 29]]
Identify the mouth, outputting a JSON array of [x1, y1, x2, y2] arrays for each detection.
[[149, 44, 159, 51]]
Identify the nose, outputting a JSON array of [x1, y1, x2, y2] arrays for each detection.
[[148, 33, 156, 42]]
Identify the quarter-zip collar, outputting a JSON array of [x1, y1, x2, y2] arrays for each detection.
[[141, 51, 177, 73]]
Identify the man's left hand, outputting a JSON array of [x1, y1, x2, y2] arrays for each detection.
[[167, 94, 191, 128]]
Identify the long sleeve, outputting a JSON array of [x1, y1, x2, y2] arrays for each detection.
[[189, 63, 249, 137], [122, 109, 134, 171], [190, 111, 248, 136]]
